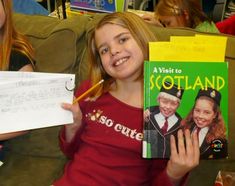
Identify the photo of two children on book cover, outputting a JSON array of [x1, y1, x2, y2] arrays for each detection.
[[143, 61, 228, 160]]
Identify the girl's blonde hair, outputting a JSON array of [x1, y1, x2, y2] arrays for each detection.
[[155, 0, 211, 28], [87, 12, 157, 98], [0, 0, 34, 70]]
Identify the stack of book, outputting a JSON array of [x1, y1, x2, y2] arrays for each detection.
[[224, 0, 235, 18]]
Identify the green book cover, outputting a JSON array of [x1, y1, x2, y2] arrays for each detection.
[[143, 61, 228, 159]]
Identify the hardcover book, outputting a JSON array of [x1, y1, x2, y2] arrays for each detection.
[[70, 0, 127, 13], [143, 61, 228, 159]]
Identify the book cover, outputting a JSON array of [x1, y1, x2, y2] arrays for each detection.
[[70, 0, 116, 13], [143, 61, 228, 159]]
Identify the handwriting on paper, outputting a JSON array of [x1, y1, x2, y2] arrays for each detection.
[[0, 72, 75, 134]]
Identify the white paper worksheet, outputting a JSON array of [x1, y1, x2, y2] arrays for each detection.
[[0, 71, 75, 134]]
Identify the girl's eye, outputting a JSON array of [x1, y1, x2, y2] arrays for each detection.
[[160, 98, 168, 104], [194, 109, 200, 113], [100, 47, 109, 55], [204, 111, 211, 115], [170, 101, 178, 107], [119, 37, 128, 44]]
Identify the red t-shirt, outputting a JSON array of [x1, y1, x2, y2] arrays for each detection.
[[216, 15, 235, 35], [53, 81, 187, 186]]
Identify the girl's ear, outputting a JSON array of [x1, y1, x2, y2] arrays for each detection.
[[157, 97, 160, 104]]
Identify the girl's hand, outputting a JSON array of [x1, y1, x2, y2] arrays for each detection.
[[167, 129, 200, 183], [144, 109, 151, 122], [61, 100, 82, 143], [141, 14, 163, 27]]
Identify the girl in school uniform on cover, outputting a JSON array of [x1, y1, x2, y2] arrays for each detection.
[[181, 88, 227, 159]]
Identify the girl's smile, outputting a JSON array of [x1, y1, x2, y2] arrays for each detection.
[[95, 23, 144, 81], [193, 98, 216, 128]]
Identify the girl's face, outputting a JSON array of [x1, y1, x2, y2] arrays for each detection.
[[158, 97, 179, 118], [193, 98, 216, 128], [158, 15, 188, 27], [0, 1, 6, 30], [95, 23, 144, 81]]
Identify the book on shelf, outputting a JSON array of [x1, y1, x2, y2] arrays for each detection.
[[143, 35, 228, 159], [70, 0, 128, 13]]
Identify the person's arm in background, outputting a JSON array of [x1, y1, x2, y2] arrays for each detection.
[[19, 63, 34, 72], [142, 13, 164, 27], [0, 131, 28, 141]]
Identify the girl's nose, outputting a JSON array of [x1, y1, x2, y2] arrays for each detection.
[[110, 45, 120, 56], [198, 113, 205, 119]]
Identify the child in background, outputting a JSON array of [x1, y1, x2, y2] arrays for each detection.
[[0, 0, 34, 71], [143, 0, 219, 33], [0, 0, 35, 159], [53, 12, 200, 186]]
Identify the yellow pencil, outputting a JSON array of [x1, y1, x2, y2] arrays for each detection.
[[73, 79, 104, 104]]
